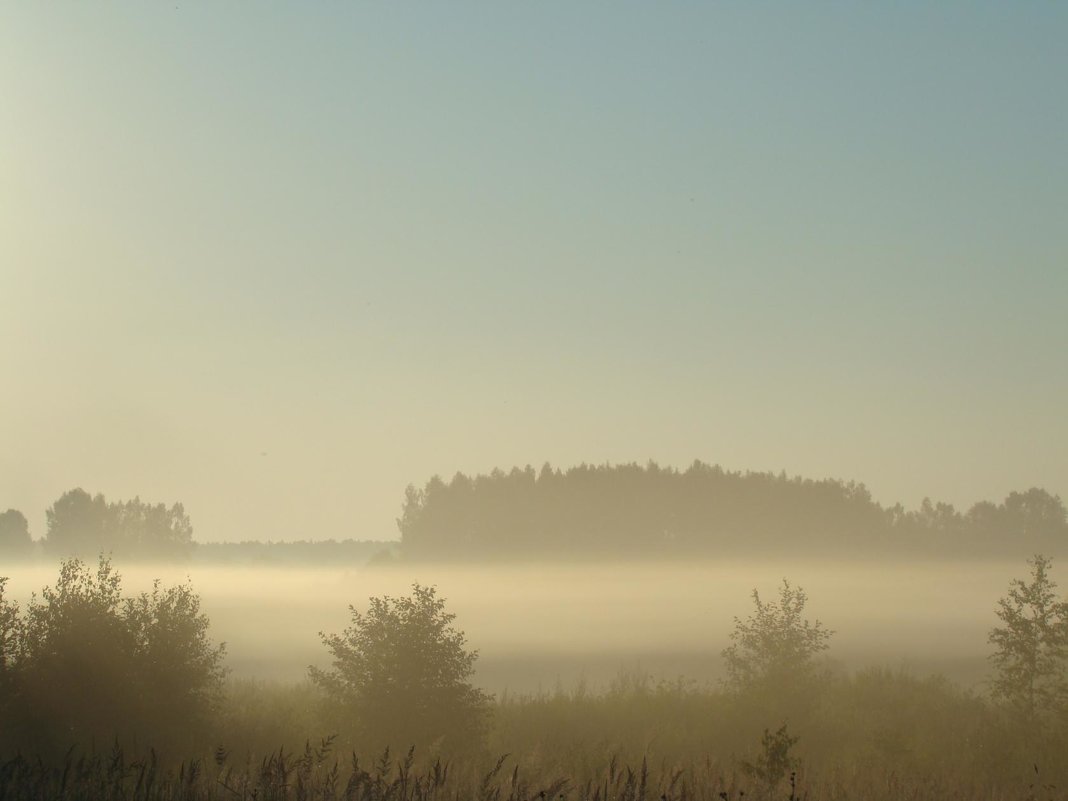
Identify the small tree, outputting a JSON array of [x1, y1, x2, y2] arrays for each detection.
[[310, 583, 491, 751], [741, 724, 800, 789], [988, 554, 1068, 724], [722, 580, 833, 699]]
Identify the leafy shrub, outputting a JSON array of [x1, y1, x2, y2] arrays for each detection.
[[722, 579, 833, 712], [310, 583, 492, 752], [0, 557, 226, 755]]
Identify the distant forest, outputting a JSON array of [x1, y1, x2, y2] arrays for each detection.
[[399, 461, 1068, 559], [2, 462, 1064, 561], [0, 489, 395, 563]]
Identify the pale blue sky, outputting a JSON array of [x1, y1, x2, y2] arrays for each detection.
[[2, 4, 1066, 541]]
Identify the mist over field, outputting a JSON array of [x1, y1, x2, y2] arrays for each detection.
[[3, 3, 1068, 799], [1, 558, 1019, 692]]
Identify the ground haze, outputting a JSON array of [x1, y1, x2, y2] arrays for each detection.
[[3, 558, 1014, 691]]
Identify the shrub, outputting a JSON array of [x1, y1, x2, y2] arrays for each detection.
[[0, 557, 226, 755], [722, 580, 833, 712], [310, 583, 492, 752]]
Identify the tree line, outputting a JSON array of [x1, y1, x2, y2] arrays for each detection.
[[0, 490, 395, 563], [0, 489, 193, 559], [4, 462, 1065, 561], [399, 461, 1068, 559]]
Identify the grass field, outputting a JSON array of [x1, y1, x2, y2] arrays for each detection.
[[3, 556, 1064, 799]]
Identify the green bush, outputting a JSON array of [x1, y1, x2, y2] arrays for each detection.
[[311, 583, 492, 754], [0, 557, 226, 755]]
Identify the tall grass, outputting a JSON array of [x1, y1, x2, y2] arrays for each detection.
[[0, 741, 1043, 801], [5, 668, 1066, 801]]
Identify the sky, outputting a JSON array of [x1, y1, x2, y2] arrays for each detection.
[[1, 4, 1066, 543]]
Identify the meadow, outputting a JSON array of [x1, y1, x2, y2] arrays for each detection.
[[4, 555, 1063, 800]]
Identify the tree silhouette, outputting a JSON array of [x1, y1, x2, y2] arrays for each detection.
[[0, 557, 226, 754], [722, 579, 834, 699], [310, 583, 491, 751], [0, 578, 18, 723], [43, 489, 193, 559], [988, 554, 1068, 725], [397, 461, 1067, 559], [0, 509, 31, 555], [44, 489, 110, 556]]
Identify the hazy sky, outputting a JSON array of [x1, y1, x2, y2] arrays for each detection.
[[2, 5, 1066, 542]]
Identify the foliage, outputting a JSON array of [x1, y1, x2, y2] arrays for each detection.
[[0, 510, 32, 555], [123, 579, 229, 730], [399, 462, 888, 559], [399, 461, 1068, 559], [741, 724, 799, 788], [310, 583, 492, 751], [0, 557, 226, 754], [722, 580, 834, 701], [0, 578, 19, 720], [203, 659, 1054, 794], [988, 554, 1068, 725], [43, 488, 193, 559], [0, 671, 1056, 801], [215, 678, 325, 756], [5, 566, 1068, 796]]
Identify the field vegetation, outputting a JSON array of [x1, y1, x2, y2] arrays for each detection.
[[4, 556, 1068, 799]]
